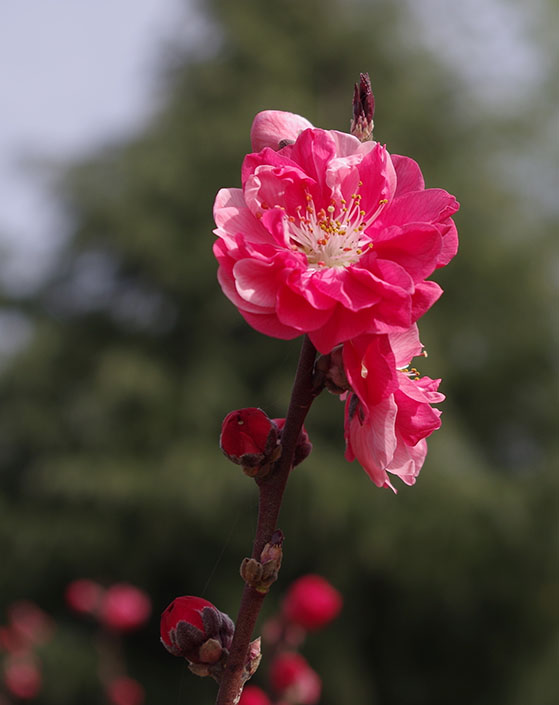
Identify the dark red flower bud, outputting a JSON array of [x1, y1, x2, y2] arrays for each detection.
[[100, 584, 151, 632], [238, 685, 273, 705], [160, 596, 234, 665], [283, 574, 342, 631], [220, 408, 280, 474], [269, 652, 321, 704], [351, 72, 375, 141], [273, 419, 312, 468]]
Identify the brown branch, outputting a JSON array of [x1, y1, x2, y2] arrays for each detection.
[[215, 335, 319, 705]]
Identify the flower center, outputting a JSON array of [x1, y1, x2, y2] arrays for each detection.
[[286, 185, 386, 268]]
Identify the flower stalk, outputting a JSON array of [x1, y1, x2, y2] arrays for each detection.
[[215, 335, 319, 705]]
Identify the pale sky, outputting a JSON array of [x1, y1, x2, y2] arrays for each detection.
[[0, 0, 192, 289]]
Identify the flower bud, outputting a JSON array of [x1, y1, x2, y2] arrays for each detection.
[[283, 574, 342, 631], [220, 408, 280, 475], [269, 652, 321, 705], [241, 531, 284, 593], [160, 596, 234, 666], [273, 419, 312, 468], [315, 346, 349, 395], [351, 72, 375, 141], [100, 583, 151, 632]]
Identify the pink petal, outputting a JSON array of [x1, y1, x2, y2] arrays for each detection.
[[233, 259, 282, 308], [213, 188, 272, 246], [391, 154, 425, 196], [356, 143, 397, 213], [241, 310, 301, 340], [394, 386, 442, 446], [374, 224, 442, 283], [276, 284, 334, 332], [250, 110, 313, 152], [345, 396, 398, 487], [389, 325, 423, 368], [410, 281, 443, 320], [378, 188, 459, 229], [386, 437, 427, 485], [343, 334, 398, 408], [436, 219, 459, 267]]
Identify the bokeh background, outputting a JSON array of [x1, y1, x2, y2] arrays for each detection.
[[0, 0, 557, 703]]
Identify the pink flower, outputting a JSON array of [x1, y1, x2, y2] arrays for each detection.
[[213, 110, 458, 354], [2, 654, 41, 700], [5, 601, 54, 650], [283, 574, 342, 631], [343, 326, 444, 491], [100, 584, 151, 632], [160, 596, 234, 664], [106, 676, 145, 705], [238, 685, 273, 705], [269, 652, 321, 705], [65, 579, 105, 616]]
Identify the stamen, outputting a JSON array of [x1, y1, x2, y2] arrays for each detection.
[[285, 181, 387, 268]]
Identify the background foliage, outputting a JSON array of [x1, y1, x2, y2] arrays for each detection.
[[0, 0, 556, 703]]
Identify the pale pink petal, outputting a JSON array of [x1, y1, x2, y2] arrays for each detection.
[[389, 325, 423, 368], [233, 259, 282, 308], [345, 397, 398, 487], [250, 110, 313, 152], [213, 188, 272, 246], [386, 437, 427, 486]]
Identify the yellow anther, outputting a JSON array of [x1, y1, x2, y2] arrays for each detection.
[[378, 198, 388, 205]]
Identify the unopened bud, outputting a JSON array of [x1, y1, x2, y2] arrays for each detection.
[[351, 72, 375, 142], [220, 408, 280, 476], [315, 346, 349, 395], [160, 596, 234, 667]]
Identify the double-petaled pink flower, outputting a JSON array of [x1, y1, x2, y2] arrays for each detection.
[[213, 110, 458, 354], [342, 326, 444, 491]]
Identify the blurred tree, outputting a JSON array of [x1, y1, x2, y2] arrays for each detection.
[[0, 0, 556, 703]]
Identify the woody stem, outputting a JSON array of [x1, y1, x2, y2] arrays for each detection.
[[215, 335, 319, 705]]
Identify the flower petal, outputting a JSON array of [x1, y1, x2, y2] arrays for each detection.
[[250, 110, 313, 151]]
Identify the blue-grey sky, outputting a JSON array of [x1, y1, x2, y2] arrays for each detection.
[[0, 0, 191, 289]]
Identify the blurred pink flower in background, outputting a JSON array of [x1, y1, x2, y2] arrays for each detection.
[[2, 653, 41, 700], [282, 575, 342, 631], [269, 652, 321, 705], [238, 684, 273, 705], [100, 584, 151, 632], [106, 676, 145, 705], [65, 579, 105, 616]]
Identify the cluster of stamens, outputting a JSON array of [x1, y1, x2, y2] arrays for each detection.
[[276, 181, 387, 268]]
